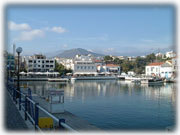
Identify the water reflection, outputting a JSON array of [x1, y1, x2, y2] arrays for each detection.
[[20, 80, 176, 130], [64, 80, 176, 106]]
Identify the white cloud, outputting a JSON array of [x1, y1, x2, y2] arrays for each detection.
[[15, 29, 44, 41], [51, 26, 67, 33], [8, 21, 31, 31], [43, 26, 67, 33]]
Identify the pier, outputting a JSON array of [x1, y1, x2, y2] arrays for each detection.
[[32, 95, 99, 130], [6, 78, 99, 132], [5, 90, 28, 130], [13, 77, 69, 82]]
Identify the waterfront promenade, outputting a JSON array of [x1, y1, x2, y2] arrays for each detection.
[[5, 90, 28, 130]]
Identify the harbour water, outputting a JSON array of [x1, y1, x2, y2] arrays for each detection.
[[20, 80, 176, 130]]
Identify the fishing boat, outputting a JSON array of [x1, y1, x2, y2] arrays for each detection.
[[141, 77, 163, 85]]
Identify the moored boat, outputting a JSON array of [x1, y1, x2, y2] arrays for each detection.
[[141, 77, 163, 85]]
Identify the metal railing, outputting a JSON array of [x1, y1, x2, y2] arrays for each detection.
[[6, 78, 76, 132]]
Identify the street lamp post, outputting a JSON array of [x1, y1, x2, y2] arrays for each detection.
[[16, 47, 22, 101]]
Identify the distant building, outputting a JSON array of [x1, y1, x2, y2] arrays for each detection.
[[166, 51, 176, 58], [26, 54, 55, 72], [117, 56, 128, 60], [145, 61, 174, 78], [145, 62, 164, 77], [6, 52, 15, 77], [57, 58, 74, 70], [172, 57, 178, 77], [155, 52, 163, 57], [128, 56, 136, 61], [73, 55, 97, 75], [160, 62, 173, 78], [97, 64, 121, 75], [94, 59, 104, 66]]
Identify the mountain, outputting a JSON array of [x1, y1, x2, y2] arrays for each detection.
[[44, 50, 64, 58], [53, 48, 104, 58]]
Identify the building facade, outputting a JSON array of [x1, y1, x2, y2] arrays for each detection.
[[145, 62, 164, 77], [6, 52, 15, 77], [160, 62, 173, 78], [73, 55, 97, 75], [97, 64, 121, 75], [145, 62, 174, 78], [26, 54, 55, 72], [166, 51, 176, 58]]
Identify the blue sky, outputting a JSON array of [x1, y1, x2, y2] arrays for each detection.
[[6, 5, 175, 56]]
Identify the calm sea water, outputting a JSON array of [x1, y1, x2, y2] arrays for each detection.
[[20, 80, 176, 130]]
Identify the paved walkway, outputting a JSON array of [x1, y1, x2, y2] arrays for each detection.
[[5, 90, 28, 131]]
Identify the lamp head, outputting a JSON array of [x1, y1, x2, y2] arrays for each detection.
[[16, 47, 22, 54]]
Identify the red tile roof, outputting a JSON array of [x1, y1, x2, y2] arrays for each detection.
[[94, 60, 102, 62], [106, 64, 119, 67], [147, 62, 164, 66]]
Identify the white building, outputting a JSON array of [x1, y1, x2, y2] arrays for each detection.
[[145, 61, 174, 78], [145, 62, 164, 77], [166, 51, 176, 58], [73, 55, 97, 75], [160, 62, 173, 78], [172, 57, 178, 72], [58, 58, 74, 70], [128, 56, 136, 61], [97, 64, 121, 75], [26, 54, 55, 72], [155, 52, 163, 57]]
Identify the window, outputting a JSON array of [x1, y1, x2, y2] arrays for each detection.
[[46, 60, 49, 63], [42, 61, 44, 63], [50, 61, 53, 63], [46, 65, 49, 67], [34, 61, 36, 63], [77, 66, 79, 69], [50, 65, 53, 67], [38, 65, 40, 67], [84, 66, 86, 69], [81, 66, 83, 69], [38, 60, 40, 63], [169, 72, 171, 74], [151, 67, 153, 72], [161, 72, 164, 74], [92, 66, 94, 69]]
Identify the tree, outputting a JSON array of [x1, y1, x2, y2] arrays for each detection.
[[55, 60, 72, 76], [114, 58, 123, 65], [104, 55, 113, 62], [146, 53, 156, 63]]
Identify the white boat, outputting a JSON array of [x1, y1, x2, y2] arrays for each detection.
[[141, 78, 163, 85], [71, 77, 77, 81]]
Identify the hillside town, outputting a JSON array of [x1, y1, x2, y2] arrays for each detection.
[[5, 46, 177, 83]]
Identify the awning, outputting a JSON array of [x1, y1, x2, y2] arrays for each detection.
[[20, 71, 26, 75], [74, 72, 98, 75]]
